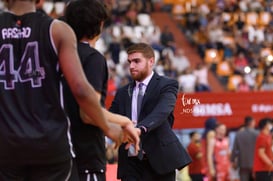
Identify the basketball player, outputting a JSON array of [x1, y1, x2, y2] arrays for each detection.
[[0, 0, 138, 180], [63, 0, 141, 180]]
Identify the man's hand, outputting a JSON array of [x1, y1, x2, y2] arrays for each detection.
[[104, 123, 124, 149], [209, 167, 216, 179], [122, 122, 141, 154]]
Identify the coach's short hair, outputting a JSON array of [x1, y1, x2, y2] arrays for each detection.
[[244, 116, 254, 126], [126, 43, 155, 59]]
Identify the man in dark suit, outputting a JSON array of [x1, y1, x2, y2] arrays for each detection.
[[109, 43, 192, 181], [231, 116, 258, 181]]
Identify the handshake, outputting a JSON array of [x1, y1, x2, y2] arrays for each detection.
[[105, 119, 141, 155], [80, 109, 141, 154]]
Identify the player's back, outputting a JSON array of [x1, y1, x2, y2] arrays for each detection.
[[0, 11, 73, 165]]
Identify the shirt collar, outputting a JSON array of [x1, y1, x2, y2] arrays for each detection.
[[136, 71, 154, 87]]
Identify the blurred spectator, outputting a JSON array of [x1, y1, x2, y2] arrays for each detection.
[[264, 27, 273, 44], [207, 25, 223, 47], [184, 8, 200, 37], [235, 15, 245, 33], [0, 0, 5, 11], [231, 116, 258, 181], [146, 26, 165, 53], [187, 131, 204, 181], [244, 68, 257, 90], [260, 77, 273, 91], [223, 43, 235, 60], [254, 70, 265, 90], [233, 52, 249, 75], [120, 27, 134, 49], [178, 68, 197, 93], [140, 0, 153, 13], [160, 25, 176, 52], [108, 36, 121, 64], [154, 59, 165, 76], [234, 33, 248, 57], [161, 49, 177, 78], [105, 51, 116, 70], [170, 48, 190, 74], [260, 69, 273, 91], [124, 1, 140, 26], [236, 78, 251, 92], [107, 72, 118, 96], [193, 62, 211, 92], [247, 25, 264, 43], [253, 117, 273, 181], [247, 37, 262, 60], [194, 27, 209, 59], [216, 58, 233, 86]]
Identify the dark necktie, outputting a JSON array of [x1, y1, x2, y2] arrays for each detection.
[[128, 83, 145, 158], [137, 83, 144, 160], [137, 83, 144, 119]]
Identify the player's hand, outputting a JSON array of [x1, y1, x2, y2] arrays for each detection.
[[209, 167, 216, 178], [122, 122, 141, 154], [104, 123, 123, 149]]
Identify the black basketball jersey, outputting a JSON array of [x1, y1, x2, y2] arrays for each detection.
[[62, 43, 107, 173], [0, 12, 74, 165]]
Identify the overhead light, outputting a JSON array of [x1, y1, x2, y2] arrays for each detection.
[[244, 66, 251, 74]]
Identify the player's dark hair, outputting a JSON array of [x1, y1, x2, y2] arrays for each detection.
[[258, 117, 273, 130], [64, 0, 109, 41], [189, 131, 197, 138]]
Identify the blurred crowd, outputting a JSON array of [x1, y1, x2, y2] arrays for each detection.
[[99, 0, 212, 94], [2, 0, 273, 93], [174, 0, 273, 91], [0, 0, 213, 94]]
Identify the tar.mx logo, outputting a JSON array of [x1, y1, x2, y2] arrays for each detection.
[[181, 94, 201, 114]]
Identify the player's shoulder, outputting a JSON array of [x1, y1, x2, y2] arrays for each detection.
[[78, 43, 105, 64], [51, 19, 73, 33], [50, 19, 77, 49]]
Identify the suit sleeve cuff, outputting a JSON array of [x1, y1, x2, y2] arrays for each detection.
[[139, 126, 147, 134]]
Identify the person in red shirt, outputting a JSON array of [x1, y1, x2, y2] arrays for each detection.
[[187, 131, 204, 181], [253, 117, 273, 181], [233, 52, 249, 74], [213, 123, 231, 181]]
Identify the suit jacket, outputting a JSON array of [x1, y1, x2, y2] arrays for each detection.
[[109, 72, 192, 176], [231, 128, 258, 168]]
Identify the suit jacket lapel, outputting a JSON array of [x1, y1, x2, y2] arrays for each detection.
[[125, 81, 135, 119], [143, 73, 159, 102], [139, 73, 160, 119]]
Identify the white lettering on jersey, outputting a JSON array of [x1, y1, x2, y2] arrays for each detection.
[[2, 27, 31, 40]]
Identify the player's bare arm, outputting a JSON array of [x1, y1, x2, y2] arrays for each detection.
[[51, 20, 122, 141], [79, 91, 140, 152]]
